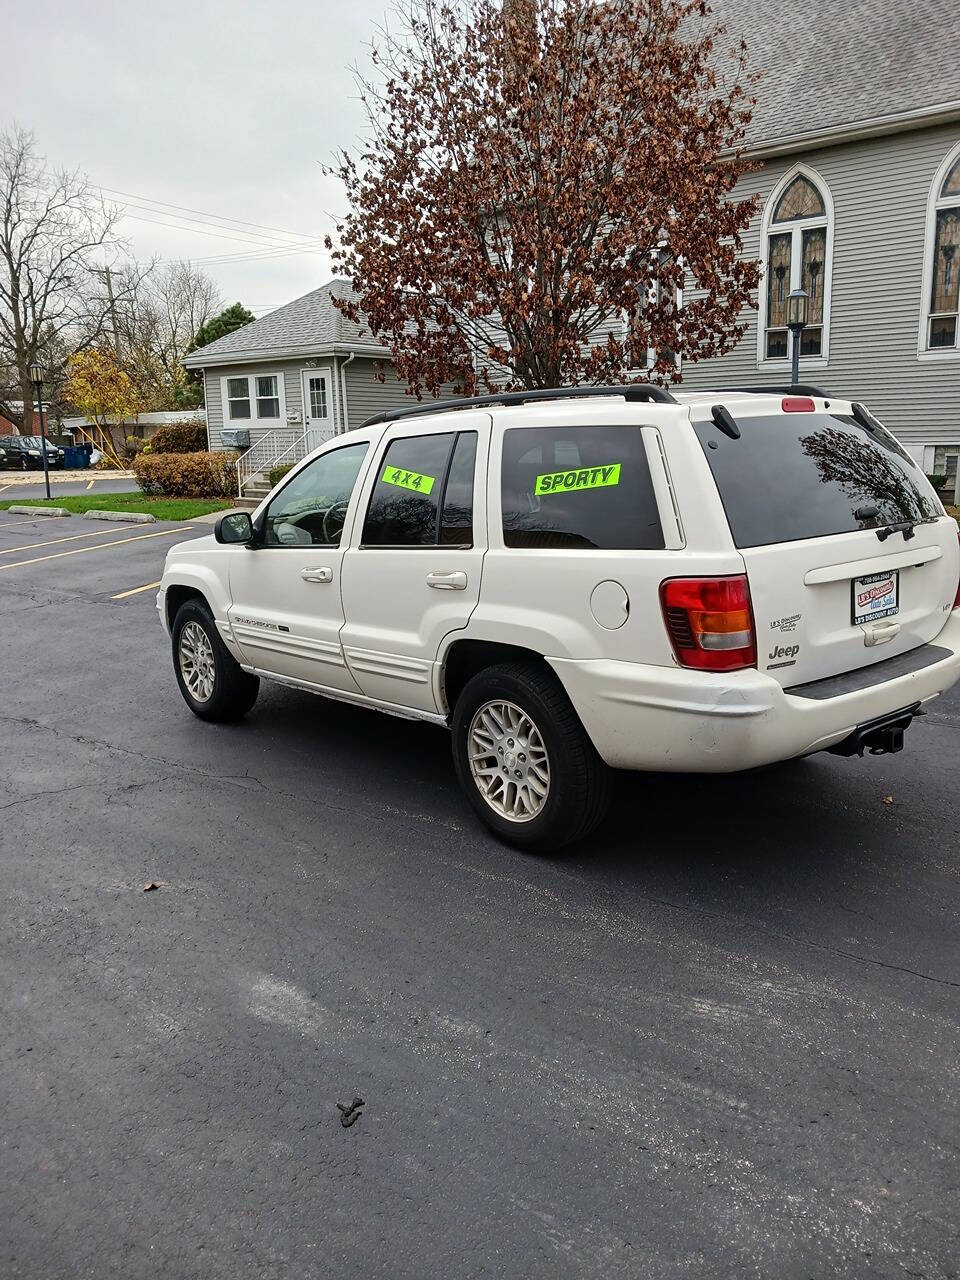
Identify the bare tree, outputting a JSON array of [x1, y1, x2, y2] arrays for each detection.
[[113, 260, 223, 410], [0, 125, 129, 432]]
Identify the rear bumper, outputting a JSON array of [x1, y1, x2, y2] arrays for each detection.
[[549, 611, 960, 773]]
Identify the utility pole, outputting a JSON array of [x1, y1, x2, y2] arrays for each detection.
[[104, 266, 121, 356]]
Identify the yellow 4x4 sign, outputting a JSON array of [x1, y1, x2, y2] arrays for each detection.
[[381, 466, 436, 495], [535, 463, 621, 496]]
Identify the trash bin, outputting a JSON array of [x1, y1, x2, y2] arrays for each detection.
[[62, 446, 89, 468]]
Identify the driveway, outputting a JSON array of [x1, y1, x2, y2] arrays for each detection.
[[1, 512, 957, 1279]]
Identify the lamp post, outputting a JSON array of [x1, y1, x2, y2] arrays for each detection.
[[28, 362, 52, 500], [786, 287, 809, 388]]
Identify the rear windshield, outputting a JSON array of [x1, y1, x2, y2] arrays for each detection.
[[694, 412, 941, 548]]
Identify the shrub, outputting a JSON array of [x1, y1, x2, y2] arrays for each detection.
[[268, 464, 295, 487], [926, 473, 948, 490], [123, 435, 146, 460], [133, 450, 236, 498], [148, 419, 208, 455]]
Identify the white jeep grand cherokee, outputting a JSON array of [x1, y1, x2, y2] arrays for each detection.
[[158, 385, 960, 851]]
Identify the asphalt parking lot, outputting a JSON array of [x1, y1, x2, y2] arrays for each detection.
[[1, 511, 958, 1280], [0, 472, 135, 500]]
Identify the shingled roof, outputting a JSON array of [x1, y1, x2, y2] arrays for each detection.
[[183, 279, 388, 368], [710, 0, 960, 152]]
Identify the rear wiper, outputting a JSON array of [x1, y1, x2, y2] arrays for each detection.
[[876, 521, 916, 542]]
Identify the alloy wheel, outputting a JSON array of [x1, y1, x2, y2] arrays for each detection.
[[178, 621, 216, 703], [467, 699, 550, 823]]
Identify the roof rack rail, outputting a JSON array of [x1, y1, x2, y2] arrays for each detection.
[[706, 383, 832, 398], [361, 383, 678, 428]]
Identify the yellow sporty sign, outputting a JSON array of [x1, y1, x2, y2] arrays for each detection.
[[535, 463, 621, 496], [381, 466, 436, 496]]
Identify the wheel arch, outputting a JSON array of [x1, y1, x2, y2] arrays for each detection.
[[440, 637, 554, 716]]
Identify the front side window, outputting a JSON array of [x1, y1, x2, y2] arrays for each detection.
[[362, 431, 477, 547], [763, 170, 831, 361], [262, 442, 368, 546], [926, 153, 960, 350], [501, 425, 664, 550]]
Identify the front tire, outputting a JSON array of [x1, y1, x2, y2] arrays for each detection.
[[451, 662, 611, 853], [172, 599, 259, 722]]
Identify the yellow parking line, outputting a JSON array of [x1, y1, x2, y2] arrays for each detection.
[[0, 526, 193, 572], [86, 479, 95, 490], [0, 525, 136, 556], [112, 579, 161, 599]]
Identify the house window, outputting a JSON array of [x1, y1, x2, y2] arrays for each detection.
[[933, 445, 960, 480], [256, 375, 280, 418], [226, 377, 251, 420], [924, 152, 960, 350], [761, 169, 832, 363], [222, 373, 286, 423]]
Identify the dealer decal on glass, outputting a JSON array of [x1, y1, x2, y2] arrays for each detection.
[[381, 467, 436, 495], [535, 464, 621, 495], [852, 570, 900, 625]]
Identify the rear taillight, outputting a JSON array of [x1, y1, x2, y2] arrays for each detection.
[[660, 576, 757, 672], [782, 396, 816, 413], [954, 533, 960, 609]]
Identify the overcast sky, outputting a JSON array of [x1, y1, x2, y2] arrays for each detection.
[[0, 0, 388, 317]]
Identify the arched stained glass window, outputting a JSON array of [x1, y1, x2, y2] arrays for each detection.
[[772, 176, 825, 224], [762, 169, 831, 361], [927, 149, 960, 349]]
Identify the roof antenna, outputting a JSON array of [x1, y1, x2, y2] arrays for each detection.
[[711, 405, 741, 440]]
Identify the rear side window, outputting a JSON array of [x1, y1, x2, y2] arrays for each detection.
[[694, 412, 941, 548], [363, 431, 477, 547], [501, 425, 664, 550]]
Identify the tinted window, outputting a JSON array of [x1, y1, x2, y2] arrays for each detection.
[[262, 442, 368, 546], [694, 413, 940, 549], [440, 433, 477, 545], [501, 425, 664, 550], [363, 433, 455, 546]]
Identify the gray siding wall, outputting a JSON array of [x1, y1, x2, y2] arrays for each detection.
[[203, 360, 348, 450], [681, 123, 960, 458], [343, 357, 454, 428]]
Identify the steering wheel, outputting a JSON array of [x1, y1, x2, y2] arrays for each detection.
[[322, 501, 350, 544]]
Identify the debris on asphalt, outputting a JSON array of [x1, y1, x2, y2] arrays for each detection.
[[142, 881, 160, 892], [882, 795, 894, 805], [337, 1096, 365, 1127]]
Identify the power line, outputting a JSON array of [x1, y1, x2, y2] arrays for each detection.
[[119, 199, 325, 248], [97, 185, 328, 242]]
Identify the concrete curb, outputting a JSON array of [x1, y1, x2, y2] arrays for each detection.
[[83, 509, 156, 524], [6, 505, 70, 518]]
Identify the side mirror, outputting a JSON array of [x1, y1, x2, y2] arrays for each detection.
[[215, 511, 254, 544]]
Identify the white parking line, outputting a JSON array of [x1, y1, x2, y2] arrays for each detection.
[[0, 525, 137, 556], [0, 526, 193, 571], [112, 579, 162, 600]]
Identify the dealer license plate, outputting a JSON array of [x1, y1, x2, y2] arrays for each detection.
[[852, 570, 900, 625]]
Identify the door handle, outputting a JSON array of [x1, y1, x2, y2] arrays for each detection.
[[426, 570, 467, 590], [301, 567, 333, 583]]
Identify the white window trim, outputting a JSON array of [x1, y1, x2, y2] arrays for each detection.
[[756, 163, 834, 370], [620, 247, 683, 375], [917, 140, 960, 361], [220, 372, 287, 425]]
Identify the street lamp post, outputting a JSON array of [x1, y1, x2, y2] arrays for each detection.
[[786, 288, 809, 388], [28, 362, 52, 500]]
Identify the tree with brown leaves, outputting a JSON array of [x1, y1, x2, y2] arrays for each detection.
[[327, 0, 761, 396]]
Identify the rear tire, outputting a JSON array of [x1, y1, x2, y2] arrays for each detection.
[[171, 599, 259, 722], [451, 662, 611, 853]]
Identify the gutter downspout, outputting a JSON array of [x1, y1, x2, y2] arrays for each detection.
[[340, 352, 356, 435]]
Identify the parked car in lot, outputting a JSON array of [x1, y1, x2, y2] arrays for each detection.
[[158, 384, 960, 851], [0, 434, 65, 470]]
